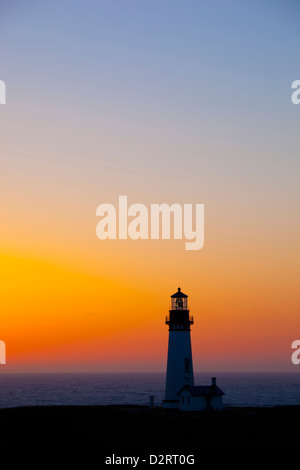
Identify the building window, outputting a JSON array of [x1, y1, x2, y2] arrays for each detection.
[[182, 396, 184, 404], [184, 358, 190, 373], [187, 396, 190, 405]]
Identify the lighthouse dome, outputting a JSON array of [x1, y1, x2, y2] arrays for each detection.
[[171, 287, 188, 298]]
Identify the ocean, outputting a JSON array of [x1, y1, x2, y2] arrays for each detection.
[[0, 372, 299, 408]]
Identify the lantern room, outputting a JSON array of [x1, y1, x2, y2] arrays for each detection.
[[166, 287, 193, 331], [170, 287, 188, 311]]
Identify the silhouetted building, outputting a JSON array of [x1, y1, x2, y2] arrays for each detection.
[[162, 288, 225, 411], [163, 287, 194, 409], [177, 377, 224, 411]]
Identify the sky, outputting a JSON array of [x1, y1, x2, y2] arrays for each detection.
[[0, 0, 299, 372]]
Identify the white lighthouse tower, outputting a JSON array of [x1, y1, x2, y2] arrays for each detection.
[[163, 287, 194, 409]]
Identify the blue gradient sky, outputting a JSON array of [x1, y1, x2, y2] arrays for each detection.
[[1, 1, 299, 195]]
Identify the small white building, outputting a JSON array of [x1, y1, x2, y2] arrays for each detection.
[[177, 377, 224, 411]]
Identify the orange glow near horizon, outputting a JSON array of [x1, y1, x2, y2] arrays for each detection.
[[1, 221, 298, 373]]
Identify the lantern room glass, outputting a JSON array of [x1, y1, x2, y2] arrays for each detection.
[[171, 297, 188, 310]]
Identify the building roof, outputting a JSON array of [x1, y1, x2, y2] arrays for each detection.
[[171, 287, 188, 298], [177, 385, 225, 397]]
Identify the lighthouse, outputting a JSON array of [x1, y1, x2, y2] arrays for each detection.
[[163, 287, 194, 409]]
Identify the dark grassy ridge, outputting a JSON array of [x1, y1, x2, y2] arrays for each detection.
[[0, 405, 299, 463]]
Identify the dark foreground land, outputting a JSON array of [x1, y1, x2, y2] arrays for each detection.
[[0, 405, 299, 463]]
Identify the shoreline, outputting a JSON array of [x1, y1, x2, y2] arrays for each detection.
[[1, 404, 299, 457], [0, 402, 300, 409]]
